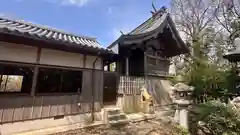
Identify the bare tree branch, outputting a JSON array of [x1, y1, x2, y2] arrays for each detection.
[[170, 0, 231, 71], [215, 13, 232, 33], [199, 6, 210, 27]]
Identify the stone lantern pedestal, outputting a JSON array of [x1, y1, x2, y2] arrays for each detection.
[[174, 100, 191, 129], [172, 83, 194, 129]]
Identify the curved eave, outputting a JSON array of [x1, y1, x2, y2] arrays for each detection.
[[118, 21, 167, 47], [107, 36, 123, 49], [119, 15, 189, 56], [122, 15, 169, 42], [167, 16, 190, 54]]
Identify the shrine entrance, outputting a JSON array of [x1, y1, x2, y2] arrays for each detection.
[[103, 71, 118, 105]]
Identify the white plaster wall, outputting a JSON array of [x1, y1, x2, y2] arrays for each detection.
[[95, 58, 103, 70], [40, 49, 102, 69], [0, 42, 103, 70], [85, 55, 95, 69], [0, 42, 38, 63], [85, 56, 102, 70], [40, 48, 84, 68], [110, 44, 119, 54]]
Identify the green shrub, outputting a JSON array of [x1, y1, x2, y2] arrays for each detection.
[[189, 101, 240, 135], [173, 125, 190, 135]]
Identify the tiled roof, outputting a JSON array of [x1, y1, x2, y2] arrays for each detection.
[[129, 7, 167, 35], [107, 7, 189, 57], [0, 17, 109, 51], [107, 7, 169, 49]]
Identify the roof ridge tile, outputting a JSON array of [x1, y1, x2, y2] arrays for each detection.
[[0, 16, 97, 41]]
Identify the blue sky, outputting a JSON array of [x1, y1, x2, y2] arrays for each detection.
[[0, 0, 170, 47]]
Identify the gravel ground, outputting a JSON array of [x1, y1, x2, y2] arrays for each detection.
[[51, 119, 177, 135]]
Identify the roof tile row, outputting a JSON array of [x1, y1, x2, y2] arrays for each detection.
[[0, 17, 110, 52]]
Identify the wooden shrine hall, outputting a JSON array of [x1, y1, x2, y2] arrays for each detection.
[[104, 7, 190, 111]]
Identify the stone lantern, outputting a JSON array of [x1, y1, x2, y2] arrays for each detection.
[[223, 38, 240, 95], [172, 83, 194, 129], [224, 38, 240, 62]]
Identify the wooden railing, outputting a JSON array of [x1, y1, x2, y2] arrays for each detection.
[[117, 76, 145, 113], [147, 65, 169, 77], [118, 76, 145, 95]]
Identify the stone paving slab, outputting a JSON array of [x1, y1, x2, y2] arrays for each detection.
[[13, 121, 104, 135], [126, 113, 156, 122], [13, 113, 169, 135], [51, 119, 177, 135]]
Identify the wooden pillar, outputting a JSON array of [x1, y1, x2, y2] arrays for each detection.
[[144, 52, 148, 80], [31, 48, 41, 96], [92, 68, 95, 121], [144, 51, 150, 97], [31, 67, 39, 96], [116, 60, 120, 95], [107, 63, 110, 71], [125, 57, 129, 76], [116, 60, 120, 74]]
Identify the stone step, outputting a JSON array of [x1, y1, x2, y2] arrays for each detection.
[[154, 106, 175, 117], [106, 109, 122, 115], [102, 108, 126, 124], [108, 113, 127, 121], [109, 119, 129, 126]]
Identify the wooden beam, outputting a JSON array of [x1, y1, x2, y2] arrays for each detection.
[[167, 24, 181, 49], [146, 54, 168, 60], [0, 60, 103, 72]]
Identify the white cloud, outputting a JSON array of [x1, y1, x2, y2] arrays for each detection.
[[18, 0, 92, 7], [108, 7, 113, 14], [60, 0, 90, 7]]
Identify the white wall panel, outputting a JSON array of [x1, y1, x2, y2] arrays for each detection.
[[0, 42, 38, 63], [0, 42, 103, 69], [40, 49, 84, 68], [110, 44, 119, 54], [85, 56, 94, 69], [95, 58, 102, 70], [85, 56, 102, 69]]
